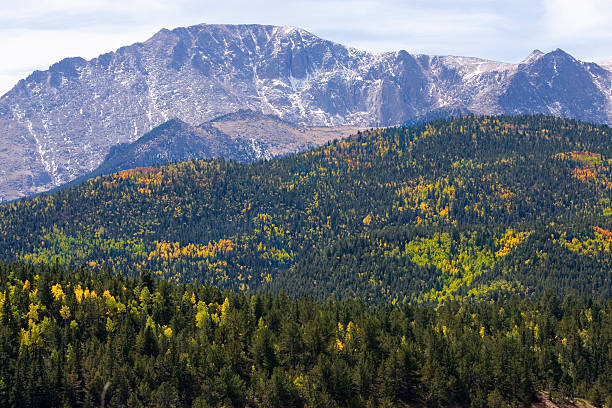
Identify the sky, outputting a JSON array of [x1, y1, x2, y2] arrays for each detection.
[[1, 0, 612, 96]]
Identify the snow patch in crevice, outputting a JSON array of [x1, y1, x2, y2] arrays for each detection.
[[27, 118, 58, 186], [11, 106, 58, 185], [250, 137, 271, 160], [252, 65, 284, 118]]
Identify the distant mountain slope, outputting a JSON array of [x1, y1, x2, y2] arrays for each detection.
[[1, 23, 612, 201], [89, 119, 254, 177], [69, 110, 363, 185], [209, 109, 365, 158], [0, 116, 609, 303]]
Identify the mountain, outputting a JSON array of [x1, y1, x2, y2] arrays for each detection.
[[89, 119, 255, 177], [209, 109, 364, 159], [0, 115, 609, 304], [67, 110, 363, 185], [1, 115, 611, 407], [2, 23, 612, 201]]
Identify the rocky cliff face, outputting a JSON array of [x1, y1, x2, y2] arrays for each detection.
[[1, 23, 611, 201]]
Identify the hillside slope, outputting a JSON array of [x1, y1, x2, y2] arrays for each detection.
[[87, 118, 255, 177], [0, 115, 610, 303]]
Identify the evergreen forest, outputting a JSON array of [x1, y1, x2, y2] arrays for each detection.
[[0, 115, 609, 303], [0, 262, 610, 407], [0, 115, 610, 406]]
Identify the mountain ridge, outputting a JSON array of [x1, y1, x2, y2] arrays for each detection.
[[1, 23, 612, 201]]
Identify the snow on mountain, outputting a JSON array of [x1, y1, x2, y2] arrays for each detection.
[[521, 50, 545, 65], [1, 23, 611, 201], [597, 60, 612, 72]]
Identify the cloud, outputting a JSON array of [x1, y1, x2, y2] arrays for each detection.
[[542, 0, 612, 38], [539, 0, 612, 61], [0, 0, 184, 30]]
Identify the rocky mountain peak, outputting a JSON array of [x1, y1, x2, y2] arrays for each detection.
[[521, 49, 545, 65], [1, 23, 611, 202]]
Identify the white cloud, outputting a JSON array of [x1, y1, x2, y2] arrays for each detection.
[[539, 0, 612, 62], [542, 0, 612, 38]]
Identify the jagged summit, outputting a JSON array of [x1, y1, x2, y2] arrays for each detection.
[[546, 48, 578, 62], [519, 49, 580, 68], [522, 49, 545, 64], [1, 22, 612, 201]]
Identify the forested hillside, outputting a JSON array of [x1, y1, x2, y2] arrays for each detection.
[[1, 262, 610, 407], [0, 115, 610, 304]]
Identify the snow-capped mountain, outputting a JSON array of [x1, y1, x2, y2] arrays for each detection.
[[1, 23, 611, 201]]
